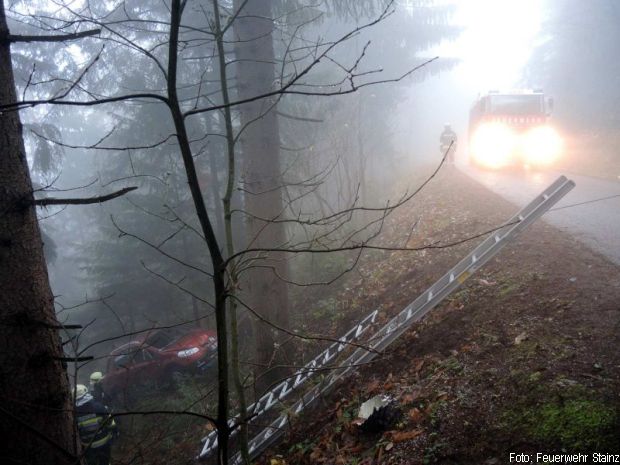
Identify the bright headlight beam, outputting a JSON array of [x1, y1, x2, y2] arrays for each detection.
[[471, 122, 517, 169], [521, 126, 563, 166]]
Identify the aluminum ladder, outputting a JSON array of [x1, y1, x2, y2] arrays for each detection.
[[199, 175, 575, 464]]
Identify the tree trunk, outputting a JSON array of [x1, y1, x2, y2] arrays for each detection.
[[232, 0, 291, 391], [206, 114, 226, 241], [168, 2, 230, 461], [211, 1, 251, 461], [0, 4, 80, 464]]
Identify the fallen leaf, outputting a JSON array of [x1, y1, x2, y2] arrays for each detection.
[[390, 429, 423, 443], [376, 444, 384, 462], [385, 442, 394, 451], [514, 332, 528, 345], [414, 359, 425, 373], [366, 379, 380, 395], [460, 343, 475, 352], [407, 408, 423, 423], [342, 443, 365, 454]]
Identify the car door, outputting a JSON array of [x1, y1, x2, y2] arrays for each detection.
[[140, 348, 162, 380], [127, 349, 159, 385]]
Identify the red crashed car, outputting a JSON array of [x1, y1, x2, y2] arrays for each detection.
[[101, 327, 217, 399]]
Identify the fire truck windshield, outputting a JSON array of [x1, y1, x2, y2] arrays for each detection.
[[488, 94, 544, 115]]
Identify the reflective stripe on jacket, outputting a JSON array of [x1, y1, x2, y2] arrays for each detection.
[[76, 395, 116, 449]]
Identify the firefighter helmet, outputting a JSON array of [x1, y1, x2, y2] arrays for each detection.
[[74, 384, 88, 399]]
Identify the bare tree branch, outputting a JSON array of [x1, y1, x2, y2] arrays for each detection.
[[111, 409, 216, 424], [33, 186, 137, 206], [2, 28, 100, 43], [275, 109, 323, 123], [109, 215, 214, 278]]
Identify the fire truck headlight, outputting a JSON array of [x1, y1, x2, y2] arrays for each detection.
[[471, 122, 516, 169], [522, 126, 562, 166]]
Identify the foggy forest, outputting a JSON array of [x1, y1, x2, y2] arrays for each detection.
[[1, 0, 619, 464]]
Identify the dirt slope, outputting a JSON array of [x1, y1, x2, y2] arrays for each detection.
[[257, 167, 620, 465]]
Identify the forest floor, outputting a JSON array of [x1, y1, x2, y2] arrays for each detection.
[[252, 166, 620, 465], [112, 166, 620, 465]]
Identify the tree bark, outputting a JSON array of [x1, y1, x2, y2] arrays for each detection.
[[232, 0, 291, 391], [0, 3, 80, 464]]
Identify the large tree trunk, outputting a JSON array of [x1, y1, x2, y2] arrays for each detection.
[[232, 0, 291, 391], [0, 4, 80, 465]]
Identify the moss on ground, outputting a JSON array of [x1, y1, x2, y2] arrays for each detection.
[[502, 396, 619, 451]]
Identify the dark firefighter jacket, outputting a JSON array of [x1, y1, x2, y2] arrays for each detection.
[[440, 129, 457, 147], [75, 393, 117, 449]]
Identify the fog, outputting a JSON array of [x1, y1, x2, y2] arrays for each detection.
[[3, 0, 619, 462], [12, 0, 618, 389], [35, 0, 550, 322], [17, 0, 465, 363]]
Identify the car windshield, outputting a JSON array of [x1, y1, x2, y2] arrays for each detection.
[[489, 94, 544, 115], [145, 328, 185, 348], [114, 353, 132, 369]]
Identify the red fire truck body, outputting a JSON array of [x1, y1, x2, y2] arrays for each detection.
[[468, 90, 562, 169]]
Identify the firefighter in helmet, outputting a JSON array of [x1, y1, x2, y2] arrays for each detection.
[[440, 123, 457, 163], [89, 372, 105, 403], [74, 384, 117, 465]]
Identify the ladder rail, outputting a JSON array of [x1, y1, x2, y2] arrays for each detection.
[[199, 308, 380, 457], [364, 175, 575, 353], [221, 175, 575, 465]]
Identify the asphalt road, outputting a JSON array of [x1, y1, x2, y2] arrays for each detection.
[[458, 164, 620, 266]]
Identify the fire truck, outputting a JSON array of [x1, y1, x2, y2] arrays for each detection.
[[468, 90, 562, 169]]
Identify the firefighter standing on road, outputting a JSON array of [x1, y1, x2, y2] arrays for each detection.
[[440, 123, 457, 163], [74, 384, 117, 465]]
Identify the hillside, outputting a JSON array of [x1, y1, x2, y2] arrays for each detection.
[[254, 167, 620, 464]]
